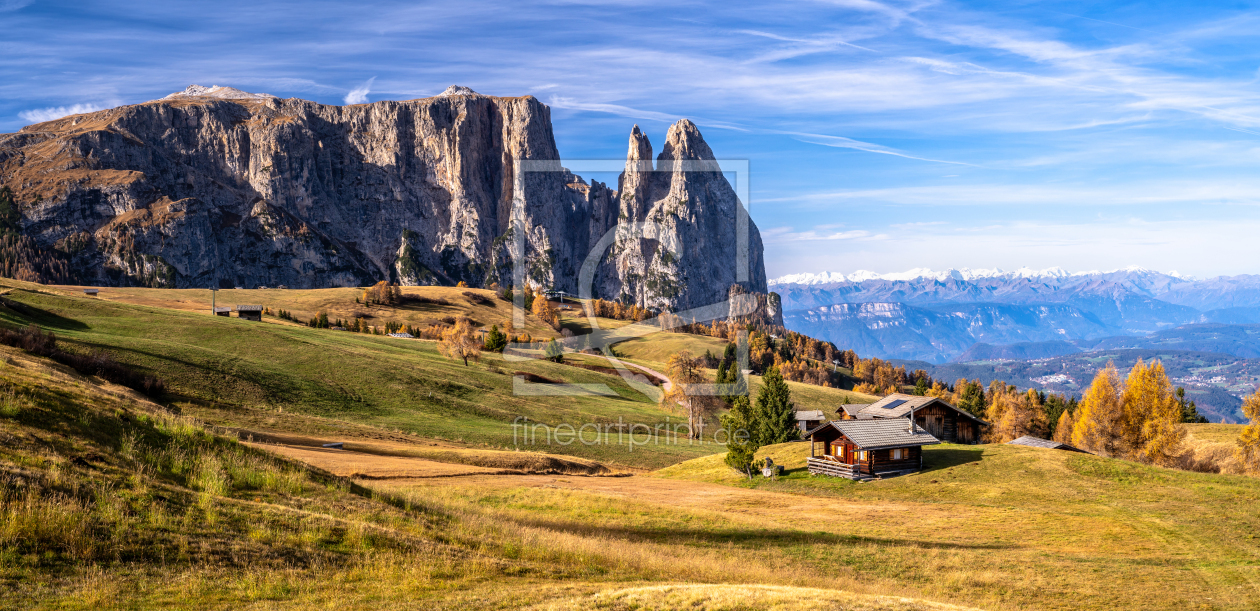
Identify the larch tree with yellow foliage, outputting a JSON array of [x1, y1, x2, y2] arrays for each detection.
[[437, 318, 481, 366], [1053, 409, 1076, 445], [1122, 359, 1185, 466], [664, 350, 717, 439], [1072, 363, 1127, 457], [1237, 389, 1260, 473]]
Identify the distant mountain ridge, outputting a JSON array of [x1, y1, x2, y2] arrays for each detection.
[[774, 267, 1260, 363]]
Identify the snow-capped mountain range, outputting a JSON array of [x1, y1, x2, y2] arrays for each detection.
[[770, 266, 1191, 286], [772, 265, 1260, 370]]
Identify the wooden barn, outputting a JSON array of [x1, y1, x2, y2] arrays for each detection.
[[213, 307, 231, 317], [840, 394, 988, 444], [804, 419, 939, 480], [794, 410, 825, 433], [235, 305, 263, 321]]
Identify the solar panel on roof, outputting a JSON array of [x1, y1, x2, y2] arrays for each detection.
[[882, 399, 906, 410]]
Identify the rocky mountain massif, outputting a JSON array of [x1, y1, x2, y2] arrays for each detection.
[[0, 85, 768, 315]]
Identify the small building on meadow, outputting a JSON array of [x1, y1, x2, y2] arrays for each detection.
[[235, 305, 263, 321], [387, 332, 415, 339], [794, 410, 826, 433], [213, 307, 231, 317], [804, 419, 939, 479], [1007, 435, 1091, 454], [83, 288, 99, 296], [839, 403, 873, 420], [840, 394, 988, 444]]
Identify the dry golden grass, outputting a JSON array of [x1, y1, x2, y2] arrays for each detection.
[[43, 283, 560, 338], [531, 584, 986, 611]]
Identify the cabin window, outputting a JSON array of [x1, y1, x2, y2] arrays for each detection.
[[893, 448, 903, 460], [858, 451, 867, 461]]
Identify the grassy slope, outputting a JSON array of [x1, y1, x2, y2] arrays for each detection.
[[654, 439, 1260, 610], [0, 345, 981, 611], [0, 280, 720, 469], [52, 284, 559, 338]]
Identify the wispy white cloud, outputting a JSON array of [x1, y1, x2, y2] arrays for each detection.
[[343, 76, 375, 105], [18, 103, 106, 124]]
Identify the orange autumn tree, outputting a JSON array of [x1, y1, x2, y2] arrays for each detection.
[[1072, 363, 1127, 457], [1237, 389, 1260, 473], [438, 318, 481, 366], [1122, 359, 1185, 466]]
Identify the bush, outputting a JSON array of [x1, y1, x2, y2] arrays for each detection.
[[463, 291, 494, 307]]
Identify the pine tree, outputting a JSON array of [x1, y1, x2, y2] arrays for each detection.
[[722, 395, 758, 479], [1236, 389, 1260, 473], [913, 377, 928, 396], [1072, 363, 1127, 457], [543, 338, 564, 363], [754, 366, 797, 445], [1176, 387, 1209, 423], [484, 325, 507, 352]]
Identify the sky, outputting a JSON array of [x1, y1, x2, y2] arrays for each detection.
[[4, 0, 1260, 279]]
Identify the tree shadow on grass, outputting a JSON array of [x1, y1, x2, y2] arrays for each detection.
[[923, 446, 985, 471], [0, 295, 91, 332]]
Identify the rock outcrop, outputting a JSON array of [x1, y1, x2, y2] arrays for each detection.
[[0, 85, 769, 313]]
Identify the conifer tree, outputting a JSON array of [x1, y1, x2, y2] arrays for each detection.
[[722, 395, 758, 479], [754, 366, 797, 445], [1072, 363, 1126, 457], [484, 325, 507, 352], [1237, 389, 1260, 473], [543, 338, 564, 363]]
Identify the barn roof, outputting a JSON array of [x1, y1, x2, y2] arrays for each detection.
[[856, 394, 990, 426], [840, 403, 873, 418], [235, 305, 264, 311], [805, 419, 940, 451], [794, 410, 825, 421], [1007, 436, 1091, 454]]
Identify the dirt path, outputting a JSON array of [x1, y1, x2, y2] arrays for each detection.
[[605, 356, 673, 392], [249, 443, 520, 478]]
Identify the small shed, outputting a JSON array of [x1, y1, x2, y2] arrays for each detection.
[[235, 305, 263, 321], [804, 419, 939, 479], [1007, 435, 1092, 454], [387, 332, 415, 339], [794, 410, 826, 433], [83, 288, 99, 296], [213, 307, 231, 317]]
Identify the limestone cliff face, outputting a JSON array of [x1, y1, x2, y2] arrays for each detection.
[[0, 85, 769, 314]]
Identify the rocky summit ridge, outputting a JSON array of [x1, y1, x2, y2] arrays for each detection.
[[0, 85, 770, 316]]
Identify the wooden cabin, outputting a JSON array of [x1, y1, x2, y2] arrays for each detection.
[[83, 288, 99, 296], [841, 394, 988, 444], [235, 305, 263, 321], [804, 419, 939, 480], [794, 410, 825, 433], [213, 307, 231, 317], [1007, 435, 1091, 454]]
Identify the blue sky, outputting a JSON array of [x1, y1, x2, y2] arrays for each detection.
[[5, 0, 1260, 279]]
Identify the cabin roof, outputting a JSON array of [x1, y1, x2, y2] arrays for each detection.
[[235, 305, 264, 311], [840, 403, 872, 418], [856, 393, 990, 426], [794, 410, 825, 421], [805, 419, 940, 451], [1007, 435, 1091, 454]]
